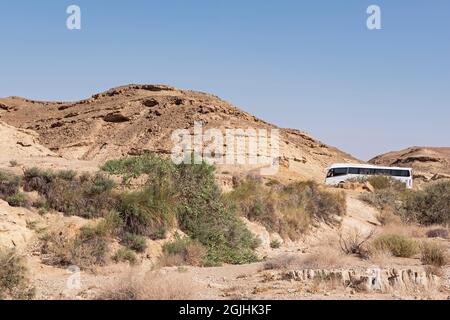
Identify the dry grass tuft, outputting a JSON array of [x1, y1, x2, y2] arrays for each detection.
[[97, 272, 196, 300], [420, 241, 448, 268]]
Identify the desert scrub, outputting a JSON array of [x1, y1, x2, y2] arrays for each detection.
[[402, 181, 450, 225], [366, 176, 407, 191], [371, 234, 418, 258], [0, 249, 35, 300], [24, 168, 119, 218], [224, 178, 346, 240], [361, 180, 450, 226], [103, 154, 260, 265], [0, 170, 21, 199], [101, 153, 176, 184], [120, 232, 147, 253], [270, 239, 281, 249], [420, 242, 447, 267], [5, 192, 32, 208], [41, 213, 119, 269], [119, 186, 176, 240], [160, 236, 207, 267], [174, 161, 259, 265], [113, 248, 137, 265]]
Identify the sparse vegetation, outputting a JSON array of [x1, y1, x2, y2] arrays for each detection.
[[9, 160, 19, 167], [113, 248, 137, 265], [0, 170, 32, 208], [361, 180, 450, 226], [0, 249, 35, 300], [403, 181, 450, 225], [97, 273, 195, 300], [160, 236, 207, 267], [371, 234, 418, 258], [5, 192, 32, 208], [40, 214, 120, 269], [270, 239, 281, 249], [24, 168, 119, 218], [121, 232, 147, 253], [224, 178, 346, 240], [339, 229, 374, 258], [366, 176, 406, 191], [420, 242, 447, 268]]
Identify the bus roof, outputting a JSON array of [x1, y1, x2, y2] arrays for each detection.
[[327, 163, 412, 171]]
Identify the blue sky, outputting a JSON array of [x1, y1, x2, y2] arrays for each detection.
[[0, 1, 449, 160]]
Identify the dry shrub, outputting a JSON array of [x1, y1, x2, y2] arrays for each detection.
[[424, 265, 444, 277], [420, 241, 447, 267], [40, 215, 119, 269], [339, 229, 374, 258], [301, 247, 347, 269], [98, 272, 196, 300], [0, 170, 21, 198], [112, 248, 137, 265], [0, 249, 35, 300], [426, 228, 449, 239], [371, 234, 418, 258], [159, 237, 207, 267], [225, 179, 346, 241], [264, 247, 345, 270], [264, 254, 303, 270], [367, 248, 393, 267]]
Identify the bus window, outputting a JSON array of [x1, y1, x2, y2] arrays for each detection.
[[390, 170, 410, 177], [330, 168, 348, 177], [349, 168, 359, 174]]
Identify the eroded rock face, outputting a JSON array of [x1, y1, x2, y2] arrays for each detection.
[[281, 267, 440, 292], [370, 147, 450, 181]]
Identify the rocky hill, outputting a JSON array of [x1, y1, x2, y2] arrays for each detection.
[[0, 84, 357, 181], [370, 147, 450, 181]]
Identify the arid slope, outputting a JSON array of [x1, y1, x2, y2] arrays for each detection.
[[370, 147, 450, 181], [0, 84, 357, 181]]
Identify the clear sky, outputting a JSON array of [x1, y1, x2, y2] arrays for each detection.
[[1, 0, 449, 160]]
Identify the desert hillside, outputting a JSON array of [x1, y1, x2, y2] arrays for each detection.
[[0, 84, 357, 181], [370, 147, 450, 181]]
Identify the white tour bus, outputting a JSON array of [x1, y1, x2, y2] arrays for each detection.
[[325, 163, 413, 189]]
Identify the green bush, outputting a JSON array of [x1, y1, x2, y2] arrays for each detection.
[[6, 192, 32, 208], [361, 180, 450, 226], [420, 242, 447, 267], [372, 234, 418, 258], [121, 232, 147, 253], [119, 187, 175, 239], [103, 154, 261, 266], [102, 153, 176, 184], [113, 248, 137, 265], [36, 172, 118, 218], [174, 161, 259, 265], [402, 181, 450, 225], [0, 249, 35, 300]]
